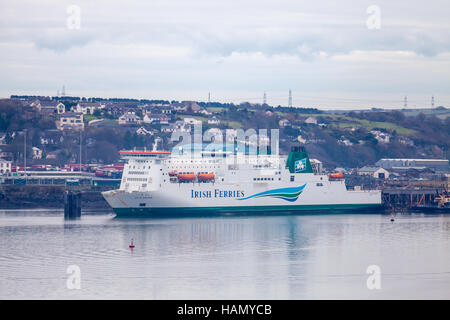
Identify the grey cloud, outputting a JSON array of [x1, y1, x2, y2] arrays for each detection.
[[2, 1, 449, 58], [1, 0, 450, 107], [33, 29, 93, 52]]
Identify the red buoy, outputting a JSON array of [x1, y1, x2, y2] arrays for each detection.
[[129, 238, 135, 249]]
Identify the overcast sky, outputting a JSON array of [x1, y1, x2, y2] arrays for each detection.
[[1, 0, 449, 109]]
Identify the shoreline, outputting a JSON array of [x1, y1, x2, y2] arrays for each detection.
[[1, 186, 447, 213]]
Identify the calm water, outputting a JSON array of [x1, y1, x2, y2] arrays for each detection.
[[0, 209, 449, 299]]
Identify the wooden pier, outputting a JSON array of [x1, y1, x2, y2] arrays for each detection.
[[382, 188, 438, 209]]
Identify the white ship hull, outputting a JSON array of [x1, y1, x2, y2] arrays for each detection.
[[102, 147, 382, 216], [103, 181, 381, 216]]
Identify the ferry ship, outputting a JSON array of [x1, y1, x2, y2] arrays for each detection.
[[102, 145, 382, 216]]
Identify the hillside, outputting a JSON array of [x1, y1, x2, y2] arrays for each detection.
[[0, 98, 448, 169]]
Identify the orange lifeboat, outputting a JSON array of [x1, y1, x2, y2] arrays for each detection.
[[197, 172, 215, 181], [168, 170, 178, 177], [178, 172, 195, 182], [329, 172, 344, 179]]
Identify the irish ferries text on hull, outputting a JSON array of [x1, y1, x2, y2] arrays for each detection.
[[102, 145, 382, 216]]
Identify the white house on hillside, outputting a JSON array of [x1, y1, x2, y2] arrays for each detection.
[[207, 116, 220, 125], [183, 117, 202, 125], [370, 130, 390, 144], [304, 116, 318, 125], [278, 119, 290, 127], [199, 108, 212, 115], [119, 112, 141, 125], [338, 137, 353, 146], [36, 101, 66, 114], [32, 147, 42, 159], [136, 127, 154, 136], [0, 158, 12, 174], [58, 112, 84, 130], [143, 114, 169, 124], [75, 102, 105, 115], [172, 103, 187, 112]]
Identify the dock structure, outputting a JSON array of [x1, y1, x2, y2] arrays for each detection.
[[1, 175, 120, 188], [3, 171, 93, 186], [382, 188, 438, 209]]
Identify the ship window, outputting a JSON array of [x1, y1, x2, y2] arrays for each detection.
[[290, 176, 294, 182], [139, 203, 146, 207], [316, 183, 323, 186]]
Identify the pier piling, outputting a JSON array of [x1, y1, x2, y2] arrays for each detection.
[[64, 190, 81, 219]]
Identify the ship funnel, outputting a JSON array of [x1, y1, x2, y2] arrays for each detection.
[[286, 146, 313, 174]]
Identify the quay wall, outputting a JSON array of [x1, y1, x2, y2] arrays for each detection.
[[0, 185, 109, 209]]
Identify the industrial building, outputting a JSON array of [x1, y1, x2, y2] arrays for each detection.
[[358, 166, 390, 179], [375, 158, 449, 172]]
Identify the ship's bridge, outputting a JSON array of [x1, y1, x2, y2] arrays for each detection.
[[119, 150, 171, 192]]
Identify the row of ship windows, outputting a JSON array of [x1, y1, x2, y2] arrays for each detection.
[[168, 160, 221, 164], [169, 167, 220, 170], [253, 166, 280, 171], [127, 171, 148, 175], [130, 166, 151, 170], [127, 178, 148, 182], [253, 177, 279, 181]]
